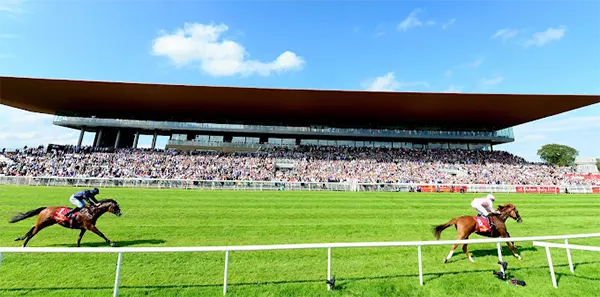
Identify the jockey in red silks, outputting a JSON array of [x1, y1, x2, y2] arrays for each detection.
[[471, 194, 500, 227]]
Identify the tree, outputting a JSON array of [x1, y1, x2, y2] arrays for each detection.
[[536, 144, 579, 167], [597, 158, 600, 171]]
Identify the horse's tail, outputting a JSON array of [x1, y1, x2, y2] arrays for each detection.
[[433, 218, 458, 240], [9, 207, 46, 223]]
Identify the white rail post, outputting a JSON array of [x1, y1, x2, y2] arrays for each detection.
[[417, 245, 423, 286], [113, 252, 123, 297], [327, 247, 332, 291], [565, 239, 574, 273], [223, 251, 230, 295], [496, 242, 504, 274], [544, 247, 558, 288]]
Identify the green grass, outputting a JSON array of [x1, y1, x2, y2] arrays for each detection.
[[0, 186, 599, 297]]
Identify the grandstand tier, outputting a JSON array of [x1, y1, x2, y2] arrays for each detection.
[[0, 145, 600, 186], [1, 76, 599, 150], [1, 145, 599, 186]]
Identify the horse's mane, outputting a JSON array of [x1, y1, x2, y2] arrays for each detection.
[[98, 198, 118, 204], [497, 203, 515, 211]]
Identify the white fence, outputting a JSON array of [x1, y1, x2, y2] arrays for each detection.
[[1, 232, 599, 296], [532, 241, 600, 288], [1, 176, 599, 194]]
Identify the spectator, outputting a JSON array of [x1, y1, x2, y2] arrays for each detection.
[[1, 144, 595, 186]]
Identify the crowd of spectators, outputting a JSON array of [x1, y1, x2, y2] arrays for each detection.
[[1, 144, 597, 186]]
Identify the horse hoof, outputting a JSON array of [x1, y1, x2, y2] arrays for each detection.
[[109, 242, 115, 247], [469, 257, 475, 263], [444, 258, 448, 264]]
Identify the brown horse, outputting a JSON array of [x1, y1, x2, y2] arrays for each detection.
[[433, 203, 522, 263], [9, 199, 122, 247]]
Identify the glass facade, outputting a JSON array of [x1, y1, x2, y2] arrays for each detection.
[[54, 116, 513, 151], [449, 143, 468, 149], [246, 137, 260, 144], [54, 116, 515, 141], [171, 134, 187, 141], [232, 137, 246, 143], [168, 138, 497, 150]]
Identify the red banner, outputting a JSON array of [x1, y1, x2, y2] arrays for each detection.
[[593, 187, 600, 194], [516, 186, 541, 193], [418, 185, 467, 193], [418, 185, 435, 192], [565, 174, 600, 180], [539, 186, 560, 194]]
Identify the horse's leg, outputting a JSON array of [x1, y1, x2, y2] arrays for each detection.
[[86, 224, 114, 247], [76, 229, 87, 247], [14, 226, 35, 241], [21, 213, 57, 247], [501, 230, 521, 260], [21, 221, 54, 247], [445, 218, 475, 264], [462, 237, 474, 263], [506, 231, 515, 246], [445, 229, 470, 263], [444, 243, 460, 263]]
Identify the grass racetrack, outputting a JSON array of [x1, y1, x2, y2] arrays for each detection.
[[1, 186, 599, 297]]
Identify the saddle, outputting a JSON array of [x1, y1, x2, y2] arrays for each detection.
[[53, 207, 78, 228], [54, 205, 95, 228], [473, 215, 495, 233]]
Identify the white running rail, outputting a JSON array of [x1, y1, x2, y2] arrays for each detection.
[[532, 240, 600, 288], [1, 233, 599, 296]]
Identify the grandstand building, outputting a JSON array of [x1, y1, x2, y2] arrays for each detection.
[[1, 76, 599, 152]]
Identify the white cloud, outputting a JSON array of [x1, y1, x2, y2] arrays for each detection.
[[372, 23, 387, 37], [0, 0, 26, 14], [445, 58, 483, 78], [442, 18, 456, 30], [523, 26, 566, 47], [363, 72, 429, 92], [498, 109, 600, 161], [443, 85, 462, 93], [536, 116, 600, 132], [9, 113, 47, 124], [480, 76, 504, 85], [463, 58, 483, 68], [151, 23, 305, 77], [492, 28, 519, 41], [0, 105, 82, 149], [397, 9, 435, 32], [519, 134, 548, 143]]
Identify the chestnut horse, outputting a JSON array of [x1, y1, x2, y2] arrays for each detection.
[[433, 203, 522, 263], [9, 199, 122, 247]]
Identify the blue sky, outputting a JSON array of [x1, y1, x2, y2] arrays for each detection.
[[0, 0, 599, 161]]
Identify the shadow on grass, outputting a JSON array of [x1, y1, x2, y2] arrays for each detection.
[[556, 271, 600, 284], [48, 239, 166, 247], [2, 261, 598, 293], [444, 245, 538, 264], [472, 245, 537, 257]]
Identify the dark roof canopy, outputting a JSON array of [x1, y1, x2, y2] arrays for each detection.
[[1, 76, 599, 131]]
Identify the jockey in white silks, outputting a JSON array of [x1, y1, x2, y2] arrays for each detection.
[[471, 194, 500, 227]]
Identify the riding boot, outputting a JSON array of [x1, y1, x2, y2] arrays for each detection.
[[486, 215, 494, 229], [65, 207, 81, 219]]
